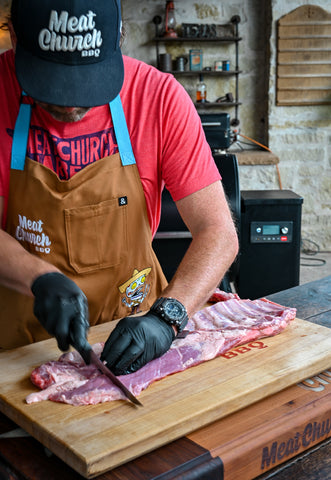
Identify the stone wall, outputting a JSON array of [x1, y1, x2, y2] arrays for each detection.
[[119, 0, 331, 250], [268, 1, 331, 251], [120, 0, 270, 145], [1, 0, 330, 249]]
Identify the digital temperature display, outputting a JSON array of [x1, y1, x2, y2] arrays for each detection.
[[251, 221, 293, 243], [262, 225, 280, 235]]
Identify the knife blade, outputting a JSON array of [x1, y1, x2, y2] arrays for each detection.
[[0, 428, 31, 439], [80, 346, 143, 407]]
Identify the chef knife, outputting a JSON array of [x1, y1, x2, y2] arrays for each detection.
[[80, 345, 143, 407]]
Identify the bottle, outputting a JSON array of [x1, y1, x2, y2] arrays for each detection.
[[196, 75, 207, 103]]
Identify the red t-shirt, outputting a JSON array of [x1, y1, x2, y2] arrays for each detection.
[[0, 50, 220, 235]]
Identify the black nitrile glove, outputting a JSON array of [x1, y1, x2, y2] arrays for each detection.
[[101, 312, 175, 375], [31, 272, 90, 353]]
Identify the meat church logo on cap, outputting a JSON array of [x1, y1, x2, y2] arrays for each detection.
[[38, 10, 103, 59]]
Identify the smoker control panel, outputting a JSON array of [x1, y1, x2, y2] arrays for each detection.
[[250, 221, 293, 243]]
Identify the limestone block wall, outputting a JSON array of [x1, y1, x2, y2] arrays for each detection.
[[268, 1, 331, 251], [119, 0, 270, 145], [120, 0, 331, 250]]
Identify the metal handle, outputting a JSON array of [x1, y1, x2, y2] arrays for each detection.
[[201, 122, 221, 126], [154, 231, 192, 240]]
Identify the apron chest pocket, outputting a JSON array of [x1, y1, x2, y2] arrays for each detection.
[[65, 199, 127, 273]]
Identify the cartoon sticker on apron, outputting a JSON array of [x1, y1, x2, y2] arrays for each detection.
[[119, 268, 151, 314]]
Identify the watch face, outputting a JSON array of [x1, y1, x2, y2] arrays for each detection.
[[164, 300, 185, 320]]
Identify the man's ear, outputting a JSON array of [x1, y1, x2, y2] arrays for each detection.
[[8, 20, 17, 52]]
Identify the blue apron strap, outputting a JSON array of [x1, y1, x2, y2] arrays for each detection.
[[109, 95, 136, 166], [11, 95, 32, 171], [11, 93, 135, 170]]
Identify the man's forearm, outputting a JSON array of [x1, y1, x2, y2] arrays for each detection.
[[0, 228, 59, 296], [161, 225, 238, 317], [158, 181, 239, 317]]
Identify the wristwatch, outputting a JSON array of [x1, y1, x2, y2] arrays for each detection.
[[151, 297, 188, 333]]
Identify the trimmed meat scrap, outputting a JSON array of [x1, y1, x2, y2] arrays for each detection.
[[26, 293, 297, 406]]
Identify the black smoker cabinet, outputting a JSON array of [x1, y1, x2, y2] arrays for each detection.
[[235, 190, 303, 299]]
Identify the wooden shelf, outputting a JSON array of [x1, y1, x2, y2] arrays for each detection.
[[152, 16, 241, 124], [195, 102, 242, 108], [154, 36, 242, 43], [168, 70, 241, 76], [231, 149, 280, 165]]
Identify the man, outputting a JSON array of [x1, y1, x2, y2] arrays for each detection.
[[0, 0, 238, 375]]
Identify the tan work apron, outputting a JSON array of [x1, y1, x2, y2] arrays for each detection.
[[0, 95, 167, 349]]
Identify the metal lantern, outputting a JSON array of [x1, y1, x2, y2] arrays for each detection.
[[164, 1, 177, 38]]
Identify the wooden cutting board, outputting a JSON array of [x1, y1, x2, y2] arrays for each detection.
[[0, 318, 330, 479]]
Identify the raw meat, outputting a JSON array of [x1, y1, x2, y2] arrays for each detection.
[[26, 292, 297, 406]]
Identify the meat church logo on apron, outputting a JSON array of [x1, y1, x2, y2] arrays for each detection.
[[119, 268, 151, 314], [15, 214, 51, 254]]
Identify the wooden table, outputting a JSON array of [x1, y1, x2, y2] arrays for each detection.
[[256, 275, 331, 480], [0, 276, 329, 480]]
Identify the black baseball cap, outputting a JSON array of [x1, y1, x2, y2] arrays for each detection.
[[11, 0, 124, 107]]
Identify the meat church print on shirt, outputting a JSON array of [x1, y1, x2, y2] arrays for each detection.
[[6, 125, 118, 180], [119, 268, 151, 314]]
